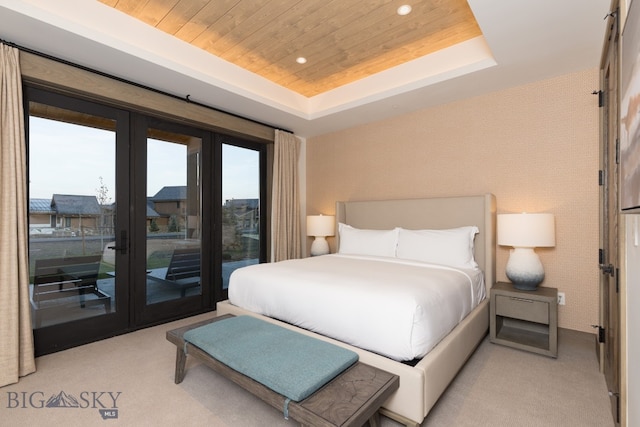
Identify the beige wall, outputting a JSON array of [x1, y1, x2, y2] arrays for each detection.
[[306, 68, 600, 333]]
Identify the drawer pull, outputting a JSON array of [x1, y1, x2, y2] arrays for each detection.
[[509, 297, 534, 303]]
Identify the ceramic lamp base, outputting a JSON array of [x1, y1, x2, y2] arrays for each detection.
[[310, 236, 329, 256], [505, 247, 545, 290]]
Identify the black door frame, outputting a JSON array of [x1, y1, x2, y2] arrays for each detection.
[[130, 114, 212, 325], [26, 86, 130, 355], [26, 85, 268, 355]]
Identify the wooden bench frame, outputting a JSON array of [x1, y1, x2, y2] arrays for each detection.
[[166, 315, 399, 427], [31, 255, 111, 327]]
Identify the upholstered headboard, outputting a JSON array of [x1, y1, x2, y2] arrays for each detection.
[[335, 194, 496, 290]]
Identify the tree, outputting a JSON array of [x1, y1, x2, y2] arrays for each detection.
[[168, 215, 178, 232], [96, 176, 111, 205], [95, 176, 111, 245]]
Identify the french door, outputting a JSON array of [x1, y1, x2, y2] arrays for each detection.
[[27, 87, 131, 354], [26, 86, 266, 355], [132, 116, 210, 325]]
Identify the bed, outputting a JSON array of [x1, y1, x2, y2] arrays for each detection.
[[217, 193, 496, 426]]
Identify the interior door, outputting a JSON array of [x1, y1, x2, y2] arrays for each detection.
[[599, 8, 621, 425], [27, 87, 130, 356]]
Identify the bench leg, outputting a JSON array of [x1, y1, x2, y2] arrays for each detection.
[[301, 411, 380, 427], [366, 411, 380, 427], [174, 346, 187, 384]]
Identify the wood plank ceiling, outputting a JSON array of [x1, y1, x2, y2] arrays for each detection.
[[99, 0, 482, 97]]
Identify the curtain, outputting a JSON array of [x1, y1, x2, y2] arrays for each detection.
[[0, 43, 36, 387], [271, 130, 302, 262]]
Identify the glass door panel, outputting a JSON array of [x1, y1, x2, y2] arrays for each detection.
[[221, 143, 261, 289], [145, 128, 202, 305], [28, 102, 120, 330]]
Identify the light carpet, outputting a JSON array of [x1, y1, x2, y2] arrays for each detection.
[[0, 312, 614, 426]]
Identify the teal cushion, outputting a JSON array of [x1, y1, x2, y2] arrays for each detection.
[[183, 315, 358, 402]]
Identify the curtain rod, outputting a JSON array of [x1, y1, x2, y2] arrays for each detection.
[[0, 38, 293, 134]]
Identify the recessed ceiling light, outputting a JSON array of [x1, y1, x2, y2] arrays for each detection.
[[296, 57, 307, 64], [397, 5, 412, 16]]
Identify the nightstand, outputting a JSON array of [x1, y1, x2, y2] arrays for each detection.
[[490, 282, 558, 357]]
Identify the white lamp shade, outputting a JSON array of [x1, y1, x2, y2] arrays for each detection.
[[498, 212, 555, 290], [306, 215, 335, 237], [497, 213, 555, 248]]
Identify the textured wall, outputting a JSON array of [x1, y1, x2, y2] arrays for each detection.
[[306, 68, 600, 333]]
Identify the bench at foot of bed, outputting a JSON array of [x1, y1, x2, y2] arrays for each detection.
[[166, 314, 399, 427]]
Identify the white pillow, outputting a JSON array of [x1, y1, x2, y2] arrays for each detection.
[[396, 226, 479, 269], [338, 223, 399, 257]]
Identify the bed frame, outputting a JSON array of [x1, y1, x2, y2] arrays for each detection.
[[217, 193, 496, 426]]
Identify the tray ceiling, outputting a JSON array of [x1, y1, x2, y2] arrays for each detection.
[[0, 1, 609, 137], [98, 0, 482, 97]]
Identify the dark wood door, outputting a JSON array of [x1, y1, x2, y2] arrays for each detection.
[[599, 7, 620, 425]]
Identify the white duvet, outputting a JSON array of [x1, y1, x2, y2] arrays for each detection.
[[228, 254, 485, 361]]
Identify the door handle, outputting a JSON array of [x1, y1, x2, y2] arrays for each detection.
[[107, 230, 128, 255]]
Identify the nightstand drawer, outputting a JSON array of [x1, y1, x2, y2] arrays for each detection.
[[495, 295, 549, 324]]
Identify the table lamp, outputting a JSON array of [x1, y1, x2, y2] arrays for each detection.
[[497, 213, 555, 290], [307, 214, 335, 256]]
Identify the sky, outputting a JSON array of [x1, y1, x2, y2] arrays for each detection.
[[28, 117, 259, 203]]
